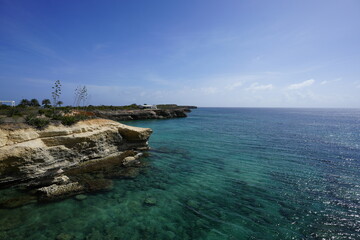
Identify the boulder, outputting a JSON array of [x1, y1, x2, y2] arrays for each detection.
[[122, 156, 139, 166], [37, 182, 85, 200]]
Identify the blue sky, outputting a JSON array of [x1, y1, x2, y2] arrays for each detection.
[[1, 0, 359, 107]]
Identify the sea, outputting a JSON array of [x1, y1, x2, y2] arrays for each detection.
[[1, 108, 360, 240]]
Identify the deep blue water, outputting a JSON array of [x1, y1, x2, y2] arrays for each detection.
[[1, 108, 360, 239]]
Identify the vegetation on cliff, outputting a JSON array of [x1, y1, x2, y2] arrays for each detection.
[[0, 103, 195, 129], [0, 105, 93, 129]]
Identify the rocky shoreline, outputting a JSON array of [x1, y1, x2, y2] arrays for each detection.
[[0, 106, 197, 207], [92, 106, 196, 121], [0, 119, 152, 205]]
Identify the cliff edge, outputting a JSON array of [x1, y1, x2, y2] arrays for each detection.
[[0, 119, 152, 202]]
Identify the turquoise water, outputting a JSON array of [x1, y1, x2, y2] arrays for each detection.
[[1, 108, 360, 239]]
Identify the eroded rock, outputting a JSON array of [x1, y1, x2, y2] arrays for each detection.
[[0, 119, 152, 187], [0, 119, 152, 204], [37, 182, 85, 201], [122, 156, 139, 166]]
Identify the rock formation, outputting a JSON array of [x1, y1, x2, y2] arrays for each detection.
[[93, 108, 191, 121], [0, 119, 152, 202]]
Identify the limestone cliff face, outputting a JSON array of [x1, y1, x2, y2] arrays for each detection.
[[0, 119, 152, 188]]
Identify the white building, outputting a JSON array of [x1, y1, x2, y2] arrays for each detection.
[[140, 104, 157, 109], [0, 101, 15, 107]]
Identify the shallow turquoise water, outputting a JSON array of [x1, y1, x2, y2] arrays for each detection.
[[1, 108, 360, 239]]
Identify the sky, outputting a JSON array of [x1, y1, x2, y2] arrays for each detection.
[[0, 0, 359, 107]]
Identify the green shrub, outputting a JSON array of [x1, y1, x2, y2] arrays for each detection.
[[45, 110, 54, 118], [25, 115, 50, 129], [6, 108, 23, 117], [38, 109, 45, 115], [62, 107, 72, 114], [59, 115, 88, 126], [37, 108, 54, 118], [0, 105, 11, 110]]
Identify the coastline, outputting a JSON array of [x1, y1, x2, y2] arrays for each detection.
[[92, 107, 194, 121], [0, 105, 196, 205], [0, 119, 152, 205]]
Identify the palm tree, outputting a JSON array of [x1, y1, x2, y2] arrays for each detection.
[[30, 98, 40, 107], [19, 99, 30, 107], [42, 99, 51, 108]]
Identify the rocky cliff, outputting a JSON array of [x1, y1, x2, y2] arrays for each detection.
[[0, 119, 152, 202], [93, 108, 190, 121]]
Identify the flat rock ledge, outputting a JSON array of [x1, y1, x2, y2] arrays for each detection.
[[0, 119, 152, 203]]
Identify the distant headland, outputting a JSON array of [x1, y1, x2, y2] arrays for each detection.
[[0, 102, 197, 128]]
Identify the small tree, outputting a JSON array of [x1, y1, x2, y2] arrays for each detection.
[[42, 99, 51, 108], [30, 98, 40, 107], [52, 80, 62, 107], [19, 99, 30, 107], [57, 101, 63, 107]]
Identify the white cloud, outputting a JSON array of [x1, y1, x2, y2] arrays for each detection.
[[287, 79, 315, 90], [246, 82, 273, 91], [321, 80, 328, 85], [225, 81, 243, 90], [321, 77, 341, 85]]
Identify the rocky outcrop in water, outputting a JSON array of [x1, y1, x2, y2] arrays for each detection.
[[0, 119, 152, 201], [93, 108, 192, 121]]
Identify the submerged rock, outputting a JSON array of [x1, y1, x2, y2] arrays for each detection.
[[164, 231, 176, 239], [86, 229, 102, 240], [81, 178, 113, 192], [144, 197, 157, 206], [74, 194, 87, 201], [0, 215, 22, 231], [55, 233, 73, 240], [0, 194, 37, 208], [186, 199, 200, 209]]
